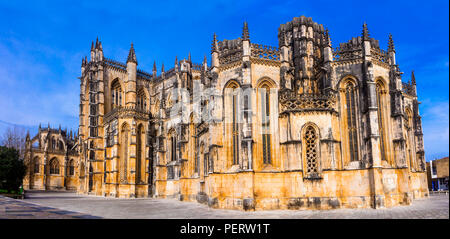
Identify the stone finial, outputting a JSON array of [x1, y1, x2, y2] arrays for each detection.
[[39, 123, 41, 130], [127, 43, 138, 64], [324, 28, 331, 47], [26, 130, 30, 140], [411, 70, 416, 85], [91, 41, 95, 51], [388, 33, 395, 53], [242, 21, 250, 41], [98, 41, 103, 51], [211, 33, 218, 53], [161, 63, 165, 73], [362, 22, 370, 40], [188, 52, 191, 62], [203, 55, 207, 65], [82, 57, 85, 67]]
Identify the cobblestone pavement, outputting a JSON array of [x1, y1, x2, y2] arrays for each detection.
[[2, 191, 447, 219], [0, 195, 101, 219]]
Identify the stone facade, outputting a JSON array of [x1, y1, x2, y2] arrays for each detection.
[[23, 16, 428, 210], [23, 125, 79, 191]]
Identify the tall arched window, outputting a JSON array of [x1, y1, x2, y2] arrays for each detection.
[[89, 150, 95, 161], [111, 79, 122, 109], [304, 126, 319, 178], [376, 82, 387, 162], [49, 158, 60, 175], [225, 81, 240, 166], [34, 157, 40, 173], [260, 83, 272, 165], [52, 137, 56, 150], [167, 130, 176, 179], [170, 136, 177, 162], [68, 159, 75, 176], [190, 115, 199, 174], [120, 123, 129, 183], [136, 124, 144, 183], [137, 89, 147, 111], [344, 82, 359, 161]]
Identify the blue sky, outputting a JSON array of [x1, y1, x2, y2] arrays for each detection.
[[0, 0, 448, 160]]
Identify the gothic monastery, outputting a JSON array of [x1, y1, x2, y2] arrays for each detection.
[[23, 16, 429, 210]]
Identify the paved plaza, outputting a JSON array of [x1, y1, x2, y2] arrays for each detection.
[[0, 191, 448, 219]]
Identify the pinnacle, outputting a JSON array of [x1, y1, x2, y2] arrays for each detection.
[[211, 33, 218, 53], [362, 22, 370, 40], [388, 33, 395, 52], [127, 43, 138, 64], [242, 21, 250, 41]]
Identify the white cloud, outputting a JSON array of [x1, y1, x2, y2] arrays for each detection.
[[421, 101, 449, 160]]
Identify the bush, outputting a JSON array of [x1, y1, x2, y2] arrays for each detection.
[[0, 146, 26, 193]]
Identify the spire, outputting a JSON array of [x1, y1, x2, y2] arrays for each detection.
[[48, 122, 50, 129], [242, 21, 250, 41], [211, 33, 218, 53], [98, 41, 103, 51], [203, 55, 207, 65], [26, 130, 30, 140], [153, 61, 157, 72], [39, 123, 41, 131], [82, 57, 85, 67], [411, 70, 416, 85], [388, 33, 395, 52], [188, 52, 191, 62], [324, 28, 331, 47], [127, 43, 138, 64], [95, 36, 99, 49], [161, 63, 165, 73], [362, 22, 370, 40], [91, 41, 95, 51]]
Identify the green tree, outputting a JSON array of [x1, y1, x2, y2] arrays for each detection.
[[0, 146, 26, 193]]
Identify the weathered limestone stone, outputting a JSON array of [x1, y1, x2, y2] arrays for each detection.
[[23, 15, 428, 210]]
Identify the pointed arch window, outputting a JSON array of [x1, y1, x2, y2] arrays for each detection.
[[111, 79, 122, 109], [376, 82, 387, 162], [190, 116, 199, 174], [260, 84, 271, 165], [52, 137, 56, 150], [232, 91, 239, 165], [136, 125, 144, 183], [34, 157, 40, 173], [68, 159, 75, 176], [345, 83, 359, 161], [225, 81, 240, 166], [137, 89, 147, 111], [120, 124, 129, 183], [49, 158, 60, 175]]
